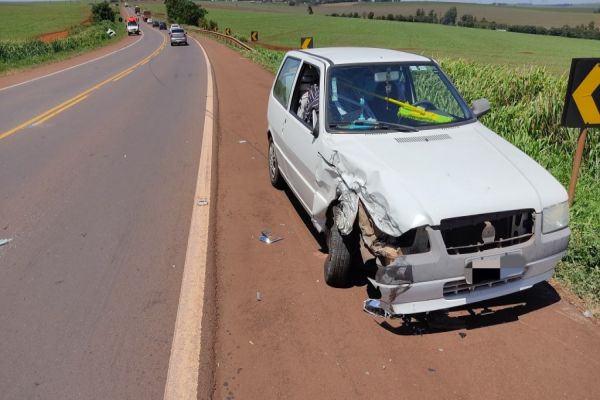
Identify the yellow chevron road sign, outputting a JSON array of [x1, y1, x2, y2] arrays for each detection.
[[250, 31, 258, 42], [562, 58, 600, 127], [300, 37, 313, 49]]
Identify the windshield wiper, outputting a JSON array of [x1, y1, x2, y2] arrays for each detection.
[[350, 120, 418, 132]]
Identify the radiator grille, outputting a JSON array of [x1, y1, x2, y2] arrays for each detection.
[[439, 209, 535, 255]]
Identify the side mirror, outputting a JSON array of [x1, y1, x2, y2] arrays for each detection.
[[471, 98, 490, 118], [311, 110, 319, 137]]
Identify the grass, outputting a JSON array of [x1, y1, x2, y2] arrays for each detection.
[[209, 1, 600, 29], [0, 2, 91, 40], [0, 22, 126, 74], [0, 2, 126, 74], [199, 6, 600, 76]]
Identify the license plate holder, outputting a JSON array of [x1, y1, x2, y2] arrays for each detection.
[[465, 253, 526, 285]]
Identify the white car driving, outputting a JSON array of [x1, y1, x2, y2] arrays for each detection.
[[266, 47, 570, 317]]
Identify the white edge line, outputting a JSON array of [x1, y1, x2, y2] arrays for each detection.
[[0, 32, 144, 93], [163, 35, 214, 400]]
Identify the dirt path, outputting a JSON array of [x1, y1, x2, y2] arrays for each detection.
[[198, 36, 600, 400], [37, 30, 70, 43]]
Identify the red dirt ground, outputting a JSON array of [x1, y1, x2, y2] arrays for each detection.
[[37, 30, 69, 43]]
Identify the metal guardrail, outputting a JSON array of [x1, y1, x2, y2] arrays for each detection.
[[188, 28, 254, 52]]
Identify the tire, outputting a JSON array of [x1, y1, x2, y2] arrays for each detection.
[[268, 137, 285, 189], [323, 207, 359, 288], [170, 42, 174, 46]]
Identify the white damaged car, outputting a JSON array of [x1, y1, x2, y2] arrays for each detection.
[[266, 48, 570, 317]]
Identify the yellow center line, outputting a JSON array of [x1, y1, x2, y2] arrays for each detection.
[[113, 69, 135, 82], [32, 95, 89, 127], [0, 33, 167, 140], [0, 92, 87, 140]]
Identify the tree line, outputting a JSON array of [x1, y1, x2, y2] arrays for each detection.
[[328, 6, 600, 40]]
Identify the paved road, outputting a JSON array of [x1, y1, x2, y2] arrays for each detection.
[[198, 36, 600, 400], [0, 19, 208, 399]]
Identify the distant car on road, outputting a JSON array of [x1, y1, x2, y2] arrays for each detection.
[[169, 24, 180, 33], [159, 21, 167, 30], [169, 28, 188, 46], [152, 20, 159, 28], [126, 20, 140, 36], [147, 18, 153, 24]]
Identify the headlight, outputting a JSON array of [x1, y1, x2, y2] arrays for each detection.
[[542, 201, 569, 234]]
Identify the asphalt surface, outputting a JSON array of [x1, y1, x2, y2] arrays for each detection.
[[198, 36, 600, 400], [0, 18, 208, 400]]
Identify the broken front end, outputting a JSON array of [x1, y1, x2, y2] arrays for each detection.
[[359, 203, 570, 317]]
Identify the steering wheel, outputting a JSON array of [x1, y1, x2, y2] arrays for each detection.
[[413, 100, 437, 111]]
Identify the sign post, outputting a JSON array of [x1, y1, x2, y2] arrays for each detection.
[[560, 58, 600, 206]]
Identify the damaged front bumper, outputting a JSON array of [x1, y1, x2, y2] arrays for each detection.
[[363, 217, 570, 317]]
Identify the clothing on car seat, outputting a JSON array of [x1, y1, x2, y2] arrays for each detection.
[[297, 83, 319, 126]]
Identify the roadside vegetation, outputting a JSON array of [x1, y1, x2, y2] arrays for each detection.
[[329, 6, 600, 40], [0, 2, 124, 74]]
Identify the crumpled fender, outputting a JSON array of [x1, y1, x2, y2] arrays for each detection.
[[315, 150, 404, 237]]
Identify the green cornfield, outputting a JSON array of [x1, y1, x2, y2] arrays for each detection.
[[242, 46, 599, 309], [0, 21, 122, 72]]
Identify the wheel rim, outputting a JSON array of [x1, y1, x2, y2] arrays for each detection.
[[269, 142, 277, 179]]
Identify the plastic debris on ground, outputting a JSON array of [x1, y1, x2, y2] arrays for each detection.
[[259, 229, 283, 244], [0, 238, 12, 247], [239, 140, 247, 144], [197, 199, 209, 206], [256, 291, 262, 301], [583, 310, 593, 318]]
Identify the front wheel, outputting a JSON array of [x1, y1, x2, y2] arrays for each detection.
[[323, 207, 359, 288], [268, 137, 284, 189]]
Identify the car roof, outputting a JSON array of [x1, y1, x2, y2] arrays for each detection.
[[290, 47, 431, 66]]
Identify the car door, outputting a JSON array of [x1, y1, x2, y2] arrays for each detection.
[[280, 60, 325, 214], [267, 56, 302, 180]]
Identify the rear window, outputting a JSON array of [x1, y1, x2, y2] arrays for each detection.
[[172, 29, 184, 33], [127, 21, 137, 26]]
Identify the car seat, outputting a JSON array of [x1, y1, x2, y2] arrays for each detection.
[[294, 66, 319, 114]]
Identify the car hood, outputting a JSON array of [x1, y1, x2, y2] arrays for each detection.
[[320, 122, 567, 235]]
